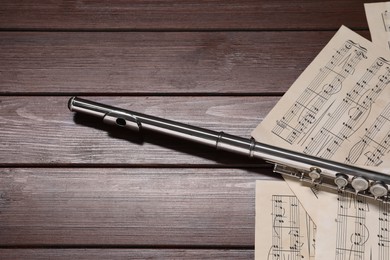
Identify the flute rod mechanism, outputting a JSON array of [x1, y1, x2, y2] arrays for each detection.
[[68, 97, 390, 201]]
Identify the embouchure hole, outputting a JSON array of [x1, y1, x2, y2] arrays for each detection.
[[116, 118, 126, 126]]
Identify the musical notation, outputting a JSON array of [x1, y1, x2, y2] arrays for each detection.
[[380, 9, 390, 51], [253, 25, 390, 259], [285, 178, 390, 260], [365, 2, 390, 51], [270, 195, 305, 260], [253, 26, 390, 168], [335, 193, 370, 260], [322, 193, 390, 260], [382, 11, 390, 32], [380, 9, 390, 50], [302, 58, 390, 159], [272, 41, 367, 145], [346, 104, 390, 166], [255, 181, 316, 260], [378, 202, 390, 260]]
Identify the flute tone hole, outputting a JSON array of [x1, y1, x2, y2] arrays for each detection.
[[116, 118, 126, 126]]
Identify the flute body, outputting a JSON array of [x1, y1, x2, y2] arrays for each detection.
[[68, 97, 390, 201]]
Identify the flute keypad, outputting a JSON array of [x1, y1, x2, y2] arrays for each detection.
[[334, 173, 349, 190], [351, 176, 369, 193], [369, 181, 388, 198]]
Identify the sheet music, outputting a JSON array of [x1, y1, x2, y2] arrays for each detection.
[[365, 2, 390, 51], [286, 179, 390, 260], [255, 180, 316, 260], [252, 25, 390, 259], [252, 25, 390, 169]]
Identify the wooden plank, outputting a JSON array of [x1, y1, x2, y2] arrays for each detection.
[[0, 31, 371, 94], [0, 249, 253, 259], [0, 0, 374, 30], [0, 96, 278, 166], [0, 168, 278, 246]]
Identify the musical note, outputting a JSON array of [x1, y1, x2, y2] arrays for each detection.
[[346, 104, 390, 166], [335, 194, 370, 260], [254, 26, 390, 168], [378, 202, 390, 260], [382, 11, 390, 32], [272, 40, 367, 145], [270, 195, 306, 259], [366, 3, 390, 51], [255, 181, 316, 260], [252, 25, 390, 260], [302, 58, 390, 158]]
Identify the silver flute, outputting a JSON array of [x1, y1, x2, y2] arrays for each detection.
[[68, 97, 390, 201]]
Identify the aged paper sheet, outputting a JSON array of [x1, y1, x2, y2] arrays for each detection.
[[252, 25, 390, 259], [365, 1, 390, 51], [255, 180, 316, 260], [287, 179, 390, 260], [252, 26, 390, 169]]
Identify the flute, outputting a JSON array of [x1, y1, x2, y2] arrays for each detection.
[[68, 97, 390, 201]]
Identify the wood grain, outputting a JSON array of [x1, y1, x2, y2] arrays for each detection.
[[0, 0, 370, 256], [0, 0, 374, 30], [0, 168, 278, 246], [0, 31, 370, 94], [0, 249, 253, 259], [0, 96, 278, 166]]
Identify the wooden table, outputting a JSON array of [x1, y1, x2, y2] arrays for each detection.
[[0, 1, 375, 258]]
